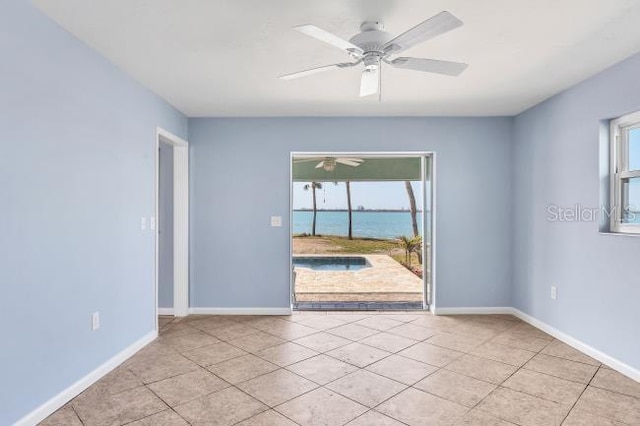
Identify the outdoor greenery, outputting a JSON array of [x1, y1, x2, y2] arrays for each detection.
[[404, 180, 422, 264], [298, 179, 425, 278], [397, 235, 422, 266], [293, 234, 397, 252], [293, 234, 424, 277]]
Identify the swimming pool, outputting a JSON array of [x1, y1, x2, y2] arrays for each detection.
[[293, 256, 370, 271]]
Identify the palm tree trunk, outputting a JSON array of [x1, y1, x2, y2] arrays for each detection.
[[346, 181, 353, 240], [311, 184, 317, 236], [405, 181, 422, 264], [405, 181, 419, 236]]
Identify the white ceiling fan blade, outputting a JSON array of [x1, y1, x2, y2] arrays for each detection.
[[293, 158, 323, 163], [390, 57, 468, 76], [336, 159, 362, 167], [360, 68, 380, 97], [314, 161, 325, 169], [337, 158, 364, 163], [294, 25, 364, 55], [383, 11, 463, 55], [279, 63, 353, 80]]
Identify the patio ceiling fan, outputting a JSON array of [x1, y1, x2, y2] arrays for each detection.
[[280, 11, 468, 99], [294, 157, 364, 172]]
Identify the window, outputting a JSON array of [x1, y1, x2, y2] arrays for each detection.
[[610, 111, 640, 234]]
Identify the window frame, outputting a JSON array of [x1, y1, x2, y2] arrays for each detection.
[[610, 111, 640, 234]]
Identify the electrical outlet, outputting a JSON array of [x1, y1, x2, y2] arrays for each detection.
[[550, 286, 557, 300], [140, 217, 147, 231], [91, 312, 100, 331]]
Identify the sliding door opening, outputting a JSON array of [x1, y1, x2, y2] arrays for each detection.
[[290, 153, 433, 311]]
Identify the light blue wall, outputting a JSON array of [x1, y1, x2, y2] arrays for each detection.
[[158, 142, 174, 308], [188, 117, 513, 309], [0, 1, 187, 424], [6, 0, 640, 421], [512, 52, 640, 371]]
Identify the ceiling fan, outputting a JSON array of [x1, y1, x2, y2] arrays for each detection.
[[280, 11, 468, 99], [294, 157, 364, 172]]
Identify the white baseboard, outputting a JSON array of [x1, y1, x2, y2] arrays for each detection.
[[433, 306, 513, 315], [157, 308, 175, 316], [188, 307, 293, 315], [511, 308, 640, 382], [16, 330, 157, 426]]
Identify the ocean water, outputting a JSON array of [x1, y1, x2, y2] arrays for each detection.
[[293, 210, 426, 239]]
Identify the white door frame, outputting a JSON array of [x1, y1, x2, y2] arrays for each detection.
[[155, 128, 190, 320], [289, 151, 436, 311]]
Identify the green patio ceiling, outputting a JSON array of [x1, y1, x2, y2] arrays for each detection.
[[292, 156, 427, 182]]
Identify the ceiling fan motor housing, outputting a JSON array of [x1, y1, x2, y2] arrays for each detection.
[[349, 21, 394, 67]]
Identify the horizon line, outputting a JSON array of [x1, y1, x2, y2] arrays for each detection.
[[293, 208, 427, 212]]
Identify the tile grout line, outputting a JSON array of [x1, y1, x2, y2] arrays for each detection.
[[114, 389, 169, 426], [206, 322, 352, 415], [304, 335, 449, 424], [228, 408, 302, 426], [535, 351, 603, 368], [69, 403, 86, 426], [125, 362, 234, 425], [254, 344, 421, 426], [558, 364, 603, 425], [53, 313, 635, 426], [439, 331, 594, 425], [587, 381, 640, 400], [403, 320, 553, 424], [222, 317, 420, 424], [408, 330, 530, 423], [182, 314, 625, 425]]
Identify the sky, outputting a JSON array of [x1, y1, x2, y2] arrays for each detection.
[[291, 132, 638, 211], [293, 181, 426, 210], [631, 128, 640, 171], [628, 129, 639, 210]]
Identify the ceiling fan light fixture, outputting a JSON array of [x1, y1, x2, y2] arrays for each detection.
[[363, 55, 380, 70], [323, 158, 336, 171]]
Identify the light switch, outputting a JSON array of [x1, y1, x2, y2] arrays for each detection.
[[270, 216, 282, 227], [91, 312, 100, 331], [150, 216, 156, 231], [140, 217, 147, 231]]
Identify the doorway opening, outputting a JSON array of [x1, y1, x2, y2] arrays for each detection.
[[155, 128, 189, 322], [290, 153, 434, 311]]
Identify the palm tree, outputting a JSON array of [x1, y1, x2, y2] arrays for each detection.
[[405, 181, 422, 264], [397, 235, 422, 266], [345, 181, 353, 240], [303, 182, 322, 236]]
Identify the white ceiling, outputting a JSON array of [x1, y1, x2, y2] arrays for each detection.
[[33, 0, 640, 117]]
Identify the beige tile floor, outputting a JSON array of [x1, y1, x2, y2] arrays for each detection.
[[41, 312, 640, 426]]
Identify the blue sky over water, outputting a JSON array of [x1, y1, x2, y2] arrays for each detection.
[[292, 134, 639, 213], [627, 129, 639, 211], [293, 181, 425, 210]]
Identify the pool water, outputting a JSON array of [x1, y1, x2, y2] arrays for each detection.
[[293, 256, 370, 271]]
